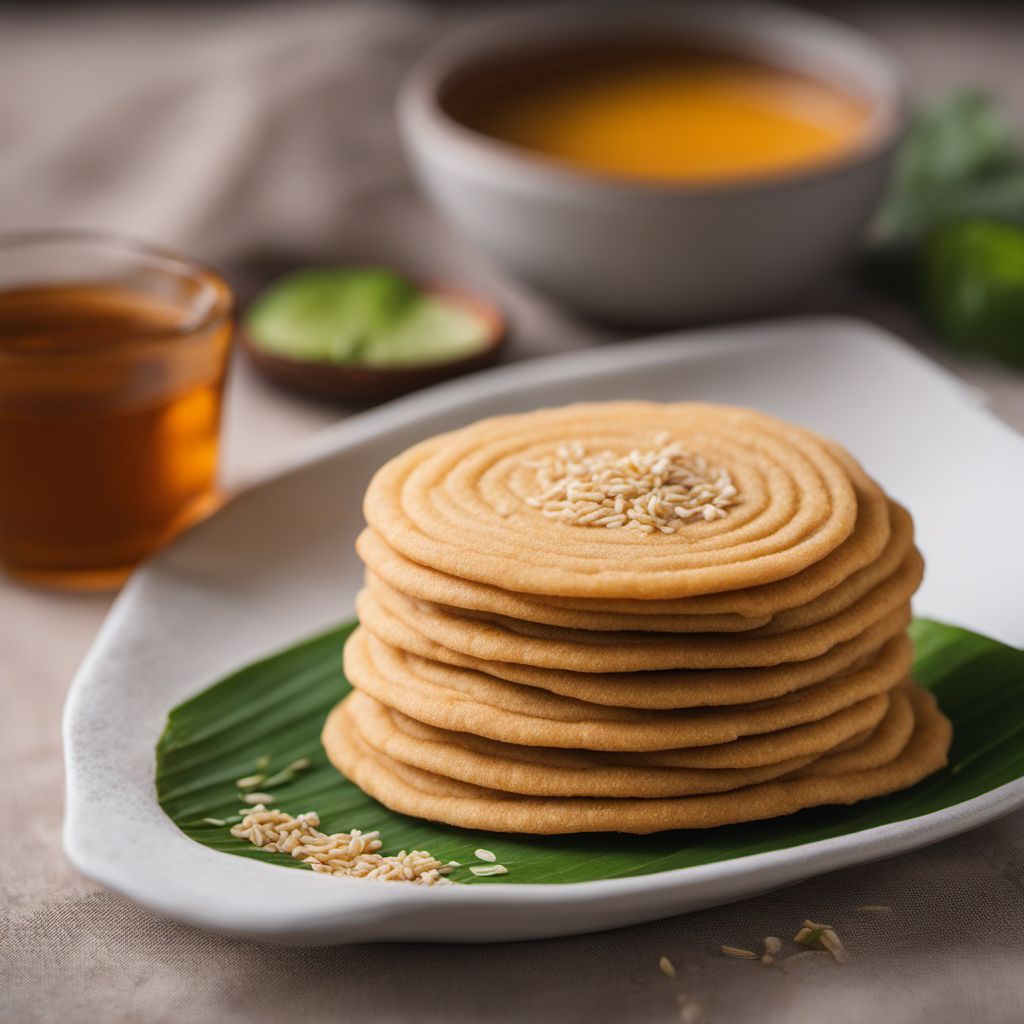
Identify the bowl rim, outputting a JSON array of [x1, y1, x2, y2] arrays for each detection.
[[398, 1, 909, 200]]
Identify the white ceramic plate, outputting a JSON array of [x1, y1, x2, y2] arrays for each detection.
[[63, 317, 1024, 944]]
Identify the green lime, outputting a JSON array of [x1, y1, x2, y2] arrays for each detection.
[[245, 268, 492, 367]]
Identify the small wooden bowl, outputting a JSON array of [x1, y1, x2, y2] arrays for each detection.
[[240, 283, 505, 404]]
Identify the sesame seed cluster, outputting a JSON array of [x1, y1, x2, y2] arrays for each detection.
[[524, 435, 738, 534]]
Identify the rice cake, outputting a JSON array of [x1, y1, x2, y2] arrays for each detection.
[[332, 687, 916, 798], [356, 592, 912, 709], [343, 627, 909, 751], [323, 685, 951, 834], [355, 473, 896, 629], [361, 547, 923, 672], [363, 403, 859, 599]]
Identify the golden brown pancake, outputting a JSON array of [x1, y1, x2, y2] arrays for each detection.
[[355, 594, 913, 709], [360, 547, 922, 672], [343, 627, 908, 752], [363, 403, 859, 599], [323, 400, 949, 836], [333, 687, 916, 798], [354, 484, 899, 629], [323, 685, 950, 834]]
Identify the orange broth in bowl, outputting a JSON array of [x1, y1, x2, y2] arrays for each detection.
[[446, 43, 872, 184]]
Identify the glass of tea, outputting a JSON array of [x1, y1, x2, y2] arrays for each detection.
[[0, 230, 234, 589]]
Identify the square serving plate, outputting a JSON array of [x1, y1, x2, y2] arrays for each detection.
[[63, 317, 1024, 944]]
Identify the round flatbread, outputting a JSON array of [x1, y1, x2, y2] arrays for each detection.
[[357, 529, 769, 633], [361, 547, 923, 672], [525, 453, 892, 616], [323, 685, 951, 834], [414, 506, 911, 639], [610, 697, 892, 769], [363, 403, 859, 599], [732, 503, 912, 636], [332, 686, 915, 798], [356, 591, 912, 709], [343, 628, 910, 751], [796, 686, 916, 777], [355, 478, 897, 630]]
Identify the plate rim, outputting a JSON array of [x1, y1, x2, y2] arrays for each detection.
[[62, 314, 1024, 942]]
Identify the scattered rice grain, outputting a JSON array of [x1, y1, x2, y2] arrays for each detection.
[[820, 928, 848, 963], [234, 774, 265, 790], [474, 848, 497, 862], [261, 769, 296, 788], [469, 864, 508, 877], [658, 956, 677, 978], [793, 921, 847, 962], [720, 946, 758, 959], [242, 792, 274, 805], [229, 807, 451, 885]]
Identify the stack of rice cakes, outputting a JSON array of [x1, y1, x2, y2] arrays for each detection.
[[323, 403, 951, 835]]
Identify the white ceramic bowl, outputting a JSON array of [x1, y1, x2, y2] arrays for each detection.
[[399, 3, 906, 325]]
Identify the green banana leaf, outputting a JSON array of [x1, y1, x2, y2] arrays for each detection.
[[156, 619, 1024, 885]]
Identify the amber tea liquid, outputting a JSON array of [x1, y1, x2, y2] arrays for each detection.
[[0, 282, 232, 587]]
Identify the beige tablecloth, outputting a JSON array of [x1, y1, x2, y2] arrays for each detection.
[[2, 4, 1023, 1023]]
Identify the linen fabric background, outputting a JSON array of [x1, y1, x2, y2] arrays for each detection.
[[1, 3, 1022, 1023]]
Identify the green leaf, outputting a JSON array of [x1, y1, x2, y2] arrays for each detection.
[[862, 90, 1024, 368], [156, 619, 1024, 885], [872, 90, 1024, 249], [920, 219, 1024, 368], [244, 268, 492, 367], [863, 91, 1024, 299]]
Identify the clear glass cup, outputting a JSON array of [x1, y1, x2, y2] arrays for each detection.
[[0, 230, 234, 589]]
